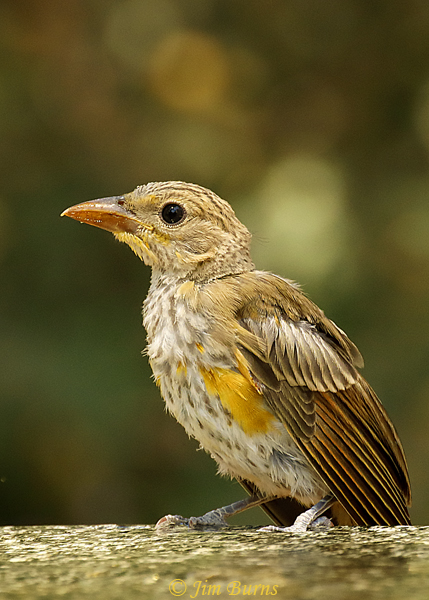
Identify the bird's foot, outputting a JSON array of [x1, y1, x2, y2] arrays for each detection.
[[259, 494, 335, 533], [155, 509, 229, 531], [155, 514, 189, 530], [155, 494, 271, 531], [308, 516, 334, 530], [259, 516, 333, 533]]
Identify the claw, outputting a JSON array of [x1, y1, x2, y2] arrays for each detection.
[[155, 514, 190, 530]]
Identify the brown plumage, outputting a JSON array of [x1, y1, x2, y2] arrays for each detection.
[[62, 181, 411, 529]]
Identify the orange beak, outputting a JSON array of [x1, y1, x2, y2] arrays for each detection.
[[61, 196, 141, 235]]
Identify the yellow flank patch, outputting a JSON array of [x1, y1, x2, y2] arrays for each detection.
[[176, 362, 188, 376], [200, 367, 275, 435], [196, 343, 204, 353]]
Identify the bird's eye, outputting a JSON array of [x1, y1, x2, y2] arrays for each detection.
[[161, 203, 186, 225]]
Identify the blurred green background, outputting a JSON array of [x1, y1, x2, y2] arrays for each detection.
[[0, 0, 428, 526]]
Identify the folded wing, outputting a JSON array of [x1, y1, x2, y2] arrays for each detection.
[[234, 272, 411, 526]]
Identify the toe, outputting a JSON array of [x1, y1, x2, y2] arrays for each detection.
[[155, 514, 190, 530]]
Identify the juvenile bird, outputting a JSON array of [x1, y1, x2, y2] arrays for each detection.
[[62, 181, 411, 530]]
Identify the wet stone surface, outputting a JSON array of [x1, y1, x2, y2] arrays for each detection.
[[0, 525, 428, 599]]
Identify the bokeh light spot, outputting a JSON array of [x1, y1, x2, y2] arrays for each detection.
[[253, 155, 353, 281], [148, 30, 229, 112]]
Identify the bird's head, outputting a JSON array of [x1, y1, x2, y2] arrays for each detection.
[[62, 181, 254, 281]]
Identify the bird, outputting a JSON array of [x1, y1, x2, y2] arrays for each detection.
[[61, 181, 411, 531]]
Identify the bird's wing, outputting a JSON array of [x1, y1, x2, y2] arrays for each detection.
[[233, 272, 411, 526]]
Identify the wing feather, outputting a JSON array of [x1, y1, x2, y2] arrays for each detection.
[[314, 394, 410, 523], [232, 272, 411, 526]]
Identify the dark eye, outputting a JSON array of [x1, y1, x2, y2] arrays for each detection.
[[161, 203, 186, 225]]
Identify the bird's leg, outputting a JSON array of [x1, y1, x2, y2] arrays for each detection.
[[155, 494, 277, 530], [259, 494, 336, 533]]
